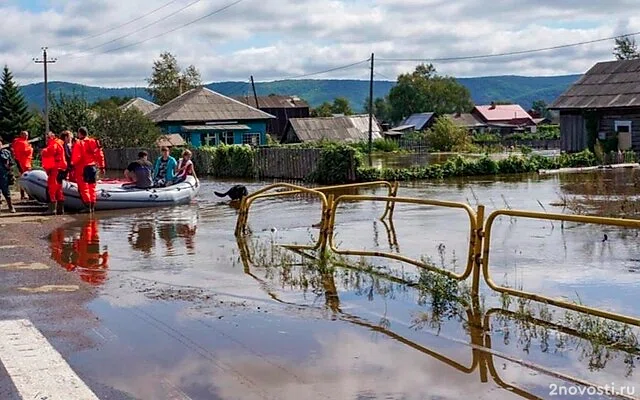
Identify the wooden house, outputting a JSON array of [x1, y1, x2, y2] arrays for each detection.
[[119, 97, 159, 115], [147, 87, 275, 147], [471, 103, 536, 134], [281, 115, 383, 144], [447, 113, 488, 133], [550, 59, 640, 152], [233, 95, 310, 140]]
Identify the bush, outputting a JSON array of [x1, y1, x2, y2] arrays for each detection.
[[353, 150, 599, 183], [204, 144, 255, 178], [425, 116, 472, 152], [307, 144, 358, 184]]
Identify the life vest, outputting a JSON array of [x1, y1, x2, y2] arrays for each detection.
[[71, 137, 105, 168], [12, 137, 33, 170], [41, 138, 68, 171]]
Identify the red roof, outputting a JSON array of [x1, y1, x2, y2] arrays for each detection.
[[474, 104, 533, 122]]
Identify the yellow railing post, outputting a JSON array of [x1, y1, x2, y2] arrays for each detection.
[[319, 194, 334, 257], [471, 205, 485, 298]]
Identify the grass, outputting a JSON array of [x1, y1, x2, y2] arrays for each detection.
[[555, 170, 640, 218]]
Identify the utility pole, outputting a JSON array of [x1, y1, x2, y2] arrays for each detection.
[[34, 47, 56, 135], [250, 75, 260, 108], [367, 53, 374, 167]]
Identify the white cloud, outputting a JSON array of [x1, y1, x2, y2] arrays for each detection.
[[2, 0, 639, 87]]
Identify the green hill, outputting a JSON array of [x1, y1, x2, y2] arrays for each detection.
[[19, 74, 581, 112]]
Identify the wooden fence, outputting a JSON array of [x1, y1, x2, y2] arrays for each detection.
[[104, 147, 326, 180], [254, 147, 322, 180]]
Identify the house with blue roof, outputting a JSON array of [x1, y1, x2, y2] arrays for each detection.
[[146, 87, 275, 147]]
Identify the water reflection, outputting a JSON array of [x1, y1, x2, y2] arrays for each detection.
[[125, 211, 198, 257], [235, 237, 640, 399], [50, 218, 109, 286], [50, 209, 200, 283]]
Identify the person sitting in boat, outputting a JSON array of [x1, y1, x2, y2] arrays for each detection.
[[175, 149, 197, 183], [152, 147, 177, 187], [124, 151, 153, 189]]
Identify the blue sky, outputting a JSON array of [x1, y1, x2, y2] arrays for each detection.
[[1, 0, 638, 86]]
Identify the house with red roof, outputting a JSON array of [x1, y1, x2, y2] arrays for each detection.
[[471, 103, 536, 134]]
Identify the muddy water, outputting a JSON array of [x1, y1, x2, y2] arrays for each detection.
[[49, 171, 640, 399]]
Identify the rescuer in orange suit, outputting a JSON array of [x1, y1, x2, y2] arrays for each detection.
[[72, 218, 109, 285], [41, 131, 68, 215], [12, 131, 33, 200], [71, 127, 105, 213]]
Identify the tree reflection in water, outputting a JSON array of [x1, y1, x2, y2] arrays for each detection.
[[236, 235, 640, 399]]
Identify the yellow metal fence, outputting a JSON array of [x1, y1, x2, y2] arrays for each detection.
[[235, 181, 640, 327]]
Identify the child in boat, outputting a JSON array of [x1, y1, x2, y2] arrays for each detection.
[[175, 149, 197, 183]]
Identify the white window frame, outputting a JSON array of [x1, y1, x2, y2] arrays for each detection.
[[220, 131, 235, 145], [242, 133, 261, 146], [614, 120, 632, 133]]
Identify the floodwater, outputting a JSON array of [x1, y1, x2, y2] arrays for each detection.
[[48, 170, 640, 400]]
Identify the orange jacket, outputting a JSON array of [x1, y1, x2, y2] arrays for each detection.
[[12, 137, 33, 170], [41, 138, 68, 171], [71, 137, 105, 169]]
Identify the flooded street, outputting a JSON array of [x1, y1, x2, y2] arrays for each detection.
[[15, 170, 640, 399]]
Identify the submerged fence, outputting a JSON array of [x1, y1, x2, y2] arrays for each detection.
[[235, 181, 640, 328]]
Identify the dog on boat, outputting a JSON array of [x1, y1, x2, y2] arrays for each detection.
[[214, 185, 249, 201]]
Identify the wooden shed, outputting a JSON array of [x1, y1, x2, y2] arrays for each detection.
[[550, 59, 640, 152]]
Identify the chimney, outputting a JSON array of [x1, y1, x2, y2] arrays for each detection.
[[489, 101, 496, 110], [178, 78, 183, 95]]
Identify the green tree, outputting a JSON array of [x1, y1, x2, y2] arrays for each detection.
[[425, 115, 472, 152], [48, 92, 95, 134], [331, 97, 353, 115], [147, 52, 202, 105], [311, 101, 334, 117], [363, 96, 391, 122], [388, 63, 474, 123], [91, 96, 132, 110], [613, 36, 640, 60], [0, 65, 32, 141], [93, 105, 161, 148], [531, 99, 552, 119]]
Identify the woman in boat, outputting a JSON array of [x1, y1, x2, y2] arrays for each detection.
[[175, 149, 197, 183], [152, 147, 177, 187]]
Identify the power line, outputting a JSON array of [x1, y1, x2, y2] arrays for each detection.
[[66, 0, 244, 59], [377, 31, 640, 63], [53, 0, 183, 49], [274, 58, 371, 80], [62, 0, 204, 58]]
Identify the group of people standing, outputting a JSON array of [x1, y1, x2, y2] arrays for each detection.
[[0, 127, 105, 214]]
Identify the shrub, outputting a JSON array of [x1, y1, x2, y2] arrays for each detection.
[[208, 144, 255, 178], [425, 116, 472, 152], [307, 144, 358, 184]]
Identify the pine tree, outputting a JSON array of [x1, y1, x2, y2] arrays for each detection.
[[0, 65, 31, 142]]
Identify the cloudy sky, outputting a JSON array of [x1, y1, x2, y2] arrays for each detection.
[[2, 0, 640, 87]]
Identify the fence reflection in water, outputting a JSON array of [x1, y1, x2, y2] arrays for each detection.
[[235, 235, 640, 400]]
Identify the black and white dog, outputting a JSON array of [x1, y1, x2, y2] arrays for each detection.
[[214, 185, 249, 201]]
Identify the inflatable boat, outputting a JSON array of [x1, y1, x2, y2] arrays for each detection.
[[18, 169, 200, 211]]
